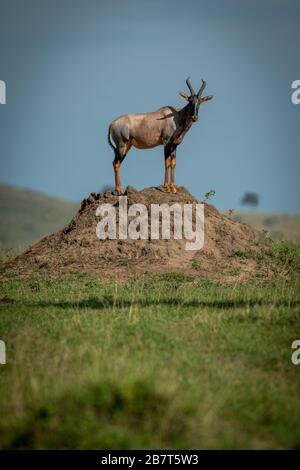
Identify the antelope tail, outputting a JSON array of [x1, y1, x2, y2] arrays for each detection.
[[107, 124, 116, 151]]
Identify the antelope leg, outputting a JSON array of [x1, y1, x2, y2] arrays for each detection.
[[170, 154, 177, 193], [164, 156, 171, 192], [113, 159, 122, 195]]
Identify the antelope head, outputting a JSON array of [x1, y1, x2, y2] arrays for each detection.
[[179, 77, 213, 122]]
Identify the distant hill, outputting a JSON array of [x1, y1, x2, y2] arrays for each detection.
[[232, 211, 300, 243], [0, 183, 299, 253], [0, 183, 78, 252]]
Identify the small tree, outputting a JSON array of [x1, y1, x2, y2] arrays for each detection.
[[241, 192, 259, 208]]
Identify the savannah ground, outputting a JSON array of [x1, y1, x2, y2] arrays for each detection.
[[0, 241, 299, 450]]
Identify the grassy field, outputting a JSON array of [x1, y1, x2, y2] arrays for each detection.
[[0, 242, 299, 450]]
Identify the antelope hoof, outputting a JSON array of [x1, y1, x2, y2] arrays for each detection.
[[113, 188, 123, 196], [170, 184, 177, 194], [164, 184, 171, 193]]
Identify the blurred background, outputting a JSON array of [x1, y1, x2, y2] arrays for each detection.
[[0, 0, 299, 251]]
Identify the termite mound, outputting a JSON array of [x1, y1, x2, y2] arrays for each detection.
[[3, 186, 263, 282]]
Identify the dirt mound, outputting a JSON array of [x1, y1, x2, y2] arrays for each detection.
[[3, 186, 260, 281]]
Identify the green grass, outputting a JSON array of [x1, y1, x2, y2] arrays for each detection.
[[0, 264, 300, 449]]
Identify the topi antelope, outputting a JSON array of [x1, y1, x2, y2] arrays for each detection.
[[108, 78, 213, 195]]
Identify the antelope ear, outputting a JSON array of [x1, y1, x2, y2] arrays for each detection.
[[179, 91, 189, 101], [201, 95, 213, 103]]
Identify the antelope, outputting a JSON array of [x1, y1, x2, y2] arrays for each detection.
[[108, 78, 213, 195]]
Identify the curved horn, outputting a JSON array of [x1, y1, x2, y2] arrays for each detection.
[[186, 77, 195, 96], [197, 79, 206, 98], [179, 91, 189, 101]]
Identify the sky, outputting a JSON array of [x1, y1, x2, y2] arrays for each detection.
[[0, 0, 299, 212]]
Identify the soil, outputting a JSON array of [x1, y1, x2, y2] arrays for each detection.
[[3, 186, 263, 282]]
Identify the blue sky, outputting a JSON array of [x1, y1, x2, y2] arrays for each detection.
[[0, 0, 299, 212]]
